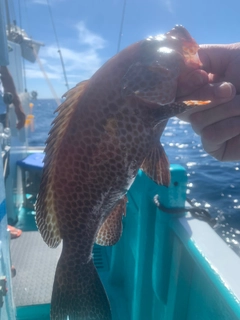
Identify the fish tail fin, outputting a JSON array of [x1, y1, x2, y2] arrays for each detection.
[[51, 252, 111, 320]]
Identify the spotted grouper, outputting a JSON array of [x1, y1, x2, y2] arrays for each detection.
[[36, 25, 209, 320]]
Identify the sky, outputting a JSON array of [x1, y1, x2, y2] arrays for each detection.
[[4, 0, 240, 99]]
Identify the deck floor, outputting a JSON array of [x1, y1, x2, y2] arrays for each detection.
[[11, 231, 61, 308], [10, 208, 128, 320]]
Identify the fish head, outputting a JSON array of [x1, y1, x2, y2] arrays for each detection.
[[121, 25, 207, 114]]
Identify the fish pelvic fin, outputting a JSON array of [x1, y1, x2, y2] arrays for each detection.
[[141, 142, 170, 186], [95, 196, 127, 246], [36, 80, 89, 247], [51, 250, 111, 320]]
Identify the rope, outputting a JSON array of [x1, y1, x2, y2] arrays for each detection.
[[46, 0, 69, 90], [117, 0, 127, 53], [33, 48, 61, 106], [153, 195, 217, 227]]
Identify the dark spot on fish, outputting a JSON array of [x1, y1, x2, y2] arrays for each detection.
[[121, 129, 127, 135], [115, 155, 122, 162], [116, 163, 123, 170], [101, 99, 107, 105], [68, 181, 77, 187], [95, 122, 104, 132], [116, 98, 124, 105], [126, 124, 132, 132], [109, 102, 118, 109], [127, 134, 133, 141], [120, 136, 126, 143], [174, 181, 179, 187], [109, 159, 115, 165], [137, 124, 144, 132], [87, 146, 92, 156]]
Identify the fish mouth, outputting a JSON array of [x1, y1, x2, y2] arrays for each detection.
[[166, 25, 202, 69], [182, 46, 202, 69]]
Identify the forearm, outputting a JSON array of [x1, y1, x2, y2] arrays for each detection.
[[0, 66, 18, 96], [1, 66, 26, 129]]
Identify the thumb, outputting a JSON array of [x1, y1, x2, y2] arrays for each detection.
[[177, 82, 236, 122]]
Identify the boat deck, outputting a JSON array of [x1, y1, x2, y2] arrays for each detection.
[[10, 208, 129, 320]]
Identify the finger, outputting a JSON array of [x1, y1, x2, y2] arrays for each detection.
[[198, 44, 234, 75], [190, 95, 240, 134], [201, 116, 240, 161], [177, 69, 208, 97], [177, 82, 236, 122], [16, 112, 26, 130], [221, 134, 240, 161]]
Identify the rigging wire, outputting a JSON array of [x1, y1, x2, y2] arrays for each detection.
[[21, 0, 61, 105], [117, 0, 127, 53], [46, 0, 69, 90], [18, 0, 27, 92], [10, 0, 17, 24]]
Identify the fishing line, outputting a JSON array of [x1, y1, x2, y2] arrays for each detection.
[[46, 0, 69, 91], [154, 195, 217, 227], [117, 0, 127, 53]]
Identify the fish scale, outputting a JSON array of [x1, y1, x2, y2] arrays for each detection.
[[36, 25, 210, 320]]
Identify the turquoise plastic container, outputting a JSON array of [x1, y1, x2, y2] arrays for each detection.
[[108, 165, 240, 320]]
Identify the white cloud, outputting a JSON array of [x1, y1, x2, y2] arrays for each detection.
[[76, 21, 106, 50], [25, 66, 61, 80], [27, 22, 106, 81], [160, 0, 174, 13], [25, 21, 107, 97]]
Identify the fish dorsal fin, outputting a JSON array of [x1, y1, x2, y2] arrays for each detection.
[[36, 80, 89, 248], [95, 196, 127, 246], [141, 142, 170, 186]]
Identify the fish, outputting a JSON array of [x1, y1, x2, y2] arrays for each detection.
[[35, 25, 209, 320]]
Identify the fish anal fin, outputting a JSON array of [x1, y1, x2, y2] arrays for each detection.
[[141, 143, 170, 186], [95, 196, 127, 246]]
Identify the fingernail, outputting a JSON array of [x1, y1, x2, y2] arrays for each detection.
[[214, 82, 233, 98]]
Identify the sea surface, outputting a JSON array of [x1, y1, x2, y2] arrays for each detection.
[[28, 99, 240, 255]]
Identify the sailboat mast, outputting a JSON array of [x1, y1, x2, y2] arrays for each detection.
[[4, 0, 11, 37]]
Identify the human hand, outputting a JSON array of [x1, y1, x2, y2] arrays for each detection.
[[176, 43, 240, 161], [15, 107, 26, 130]]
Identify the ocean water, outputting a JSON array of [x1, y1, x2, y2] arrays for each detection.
[[29, 99, 240, 255]]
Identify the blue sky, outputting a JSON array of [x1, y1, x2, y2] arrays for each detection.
[[6, 0, 240, 98]]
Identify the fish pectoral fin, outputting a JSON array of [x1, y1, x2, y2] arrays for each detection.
[[141, 143, 170, 186], [95, 196, 127, 246]]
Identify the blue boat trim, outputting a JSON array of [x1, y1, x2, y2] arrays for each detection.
[[0, 199, 6, 222]]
